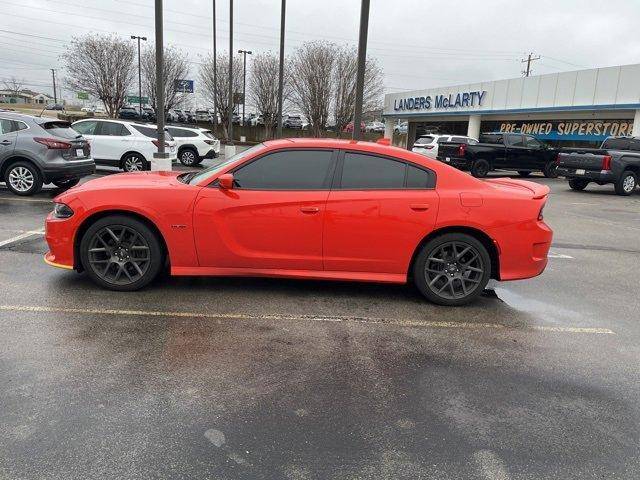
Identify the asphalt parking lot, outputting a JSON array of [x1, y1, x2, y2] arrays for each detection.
[[1, 161, 639, 479]]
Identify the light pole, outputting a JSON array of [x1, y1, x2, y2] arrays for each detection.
[[131, 35, 147, 118], [153, 0, 169, 169], [238, 49, 252, 126], [212, 0, 217, 129], [227, 0, 234, 147], [277, 0, 285, 138], [352, 0, 370, 141]]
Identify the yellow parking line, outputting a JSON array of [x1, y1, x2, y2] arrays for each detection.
[[0, 304, 615, 334]]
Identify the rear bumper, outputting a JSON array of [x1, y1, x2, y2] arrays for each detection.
[[489, 219, 553, 281], [556, 167, 616, 183], [202, 148, 218, 159], [436, 156, 472, 169], [41, 160, 95, 183]]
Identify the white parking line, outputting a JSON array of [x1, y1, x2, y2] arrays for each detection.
[[0, 230, 44, 248], [0, 196, 53, 204], [0, 304, 615, 334]]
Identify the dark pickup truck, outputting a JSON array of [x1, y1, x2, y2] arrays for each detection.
[[436, 132, 559, 178], [556, 136, 640, 195]]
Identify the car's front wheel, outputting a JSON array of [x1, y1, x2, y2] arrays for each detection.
[[471, 159, 490, 178], [4, 161, 43, 196], [80, 215, 164, 291], [413, 233, 491, 306]]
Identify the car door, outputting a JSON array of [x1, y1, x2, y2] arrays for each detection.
[[521, 135, 547, 169], [193, 148, 337, 270], [505, 133, 530, 170], [323, 151, 439, 274], [72, 120, 99, 157], [96, 121, 135, 163], [0, 118, 18, 164]]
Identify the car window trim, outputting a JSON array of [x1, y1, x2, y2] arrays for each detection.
[[221, 147, 339, 191], [333, 149, 436, 191]]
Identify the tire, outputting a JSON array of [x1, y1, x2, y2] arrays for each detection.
[[614, 170, 637, 196], [121, 153, 148, 172], [471, 159, 490, 178], [413, 233, 491, 306], [4, 161, 43, 196], [517, 171, 531, 177], [543, 162, 559, 178], [568, 178, 589, 191], [179, 148, 198, 166], [53, 178, 80, 190], [79, 215, 164, 291]]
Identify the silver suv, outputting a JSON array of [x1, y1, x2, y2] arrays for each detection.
[[0, 112, 94, 196]]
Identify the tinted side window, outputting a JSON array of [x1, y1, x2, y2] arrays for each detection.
[[233, 150, 334, 190], [437, 137, 452, 143], [452, 136, 470, 143], [98, 121, 128, 136], [72, 121, 97, 135], [340, 152, 406, 189], [602, 138, 630, 150], [0, 119, 20, 135], [507, 134, 525, 147], [524, 136, 543, 148], [406, 165, 434, 189], [629, 140, 640, 151], [168, 127, 197, 138]]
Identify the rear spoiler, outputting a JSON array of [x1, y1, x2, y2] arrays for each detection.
[[484, 178, 550, 199]]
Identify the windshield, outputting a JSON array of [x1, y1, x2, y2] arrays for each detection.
[[42, 121, 81, 139], [185, 143, 266, 185], [414, 136, 434, 145]]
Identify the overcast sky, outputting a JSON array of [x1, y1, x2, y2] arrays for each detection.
[[2, 0, 640, 104]]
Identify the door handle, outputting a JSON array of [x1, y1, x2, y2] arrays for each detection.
[[410, 204, 430, 211], [300, 206, 320, 214], [0, 140, 11, 146]]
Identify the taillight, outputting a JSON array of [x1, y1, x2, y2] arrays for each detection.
[[458, 143, 467, 156], [204, 139, 216, 145], [555, 153, 561, 165], [34, 137, 72, 149], [151, 140, 170, 148], [602, 155, 612, 170]]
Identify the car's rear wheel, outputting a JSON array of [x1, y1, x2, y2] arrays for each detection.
[[543, 161, 559, 178], [413, 233, 491, 306], [517, 171, 531, 177], [471, 159, 490, 178], [4, 161, 43, 196], [179, 148, 198, 166], [614, 170, 637, 196], [122, 153, 148, 172], [568, 178, 589, 191], [80, 215, 163, 291], [53, 178, 80, 190]]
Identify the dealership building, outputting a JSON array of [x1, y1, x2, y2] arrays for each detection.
[[383, 63, 640, 148]]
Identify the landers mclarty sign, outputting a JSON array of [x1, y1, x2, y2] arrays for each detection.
[[393, 91, 487, 111]]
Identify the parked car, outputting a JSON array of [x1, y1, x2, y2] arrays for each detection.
[[173, 109, 187, 122], [195, 110, 212, 123], [556, 136, 640, 195], [0, 112, 94, 196], [183, 110, 195, 123], [437, 132, 559, 178], [343, 121, 366, 133], [394, 122, 408, 134], [142, 107, 156, 123], [45, 104, 64, 111], [45, 138, 552, 306], [71, 119, 177, 172], [412, 134, 478, 159], [283, 115, 303, 129], [365, 121, 385, 133], [166, 126, 220, 166], [118, 106, 141, 120], [81, 106, 95, 113], [232, 114, 241, 125]]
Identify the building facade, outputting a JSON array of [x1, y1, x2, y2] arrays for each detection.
[[383, 63, 640, 148]]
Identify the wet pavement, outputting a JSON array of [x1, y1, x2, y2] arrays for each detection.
[[1, 164, 639, 479]]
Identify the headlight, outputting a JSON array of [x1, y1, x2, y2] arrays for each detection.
[[53, 203, 74, 218]]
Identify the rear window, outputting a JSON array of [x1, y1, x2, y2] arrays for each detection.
[[42, 121, 80, 139], [132, 125, 174, 141], [414, 136, 434, 145], [202, 130, 216, 139], [601, 138, 631, 150], [480, 134, 504, 144], [167, 127, 196, 138]]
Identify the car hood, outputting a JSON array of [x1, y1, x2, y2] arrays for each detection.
[[73, 171, 184, 192]]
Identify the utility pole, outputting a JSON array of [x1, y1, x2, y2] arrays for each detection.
[[212, 0, 217, 129], [352, 0, 370, 140], [238, 49, 252, 126], [276, 0, 286, 138], [153, 0, 169, 169], [131, 35, 147, 117], [50, 68, 57, 104], [521, 52, 541, 77], [227, 0, 234, 146]]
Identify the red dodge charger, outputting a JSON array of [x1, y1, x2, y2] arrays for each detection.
[[44, 138, 552, 306]]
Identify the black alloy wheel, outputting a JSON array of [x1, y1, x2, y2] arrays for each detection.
[[543, 161, 559, 178], [413, 233, 491, 306], [471, 159, 490, 178], [568, 178, 589, 191], [80, 215, 163, 291]]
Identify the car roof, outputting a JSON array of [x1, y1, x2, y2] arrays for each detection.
[[262, 138, 413, 156], [0, 111, 59, 124]]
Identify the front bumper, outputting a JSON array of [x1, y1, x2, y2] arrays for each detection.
[[42, 160, 95, 183], [44, 211, 77, 270], [556, 167, 616, 183]]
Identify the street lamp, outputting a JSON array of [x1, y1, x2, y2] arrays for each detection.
[[131, 35, 147, 118], [352, 0, 370, 140], [238, 49, 252, 126]]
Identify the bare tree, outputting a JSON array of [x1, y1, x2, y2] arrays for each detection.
[[332, 46, 383, 137], [248, 53, 290, 139], [2, 76, 24, 97], [62, 34, 135, 117], [199, 52, 242, 139], [290, 41, 335, 137], [141, 44, 190, 113]]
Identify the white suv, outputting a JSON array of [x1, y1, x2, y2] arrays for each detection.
[[71, 119, 177, 171], [412, 134, 478, 159], [166, 126, 220, 166]]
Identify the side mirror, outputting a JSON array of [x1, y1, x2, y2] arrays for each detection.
[[218, 173, 234, 189]]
